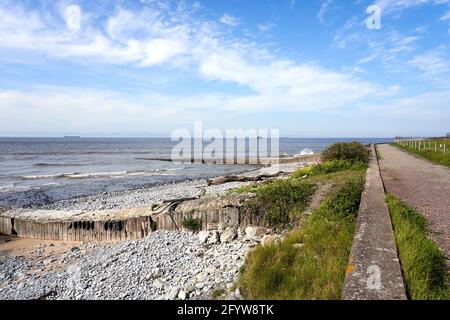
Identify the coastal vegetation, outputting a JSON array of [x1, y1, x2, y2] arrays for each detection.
[[235, 179, 316, 227], [237, 142, 369, 299], [321, 141, 370, 163], [386, 195, 449, 300], [181, 217, 202, 232], [395, 139, 450, 167], [239, 174, 365, 299]]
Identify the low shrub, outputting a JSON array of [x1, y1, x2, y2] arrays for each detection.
[[244, 179, 316, 226], [181, 217, 202, 232], [321, 142, 370, 163]]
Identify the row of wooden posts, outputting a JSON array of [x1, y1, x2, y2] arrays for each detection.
[[395, 139, 447, 153]]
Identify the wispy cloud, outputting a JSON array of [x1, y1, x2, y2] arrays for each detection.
[[375, 0, 444, 14], [441, 9, 450, 20], [257, 23, 274, 32], [318, 0, 334, 23], [408, 48, 449, 77], [0, 1, 390, 118], [219, 13, 240, 26]]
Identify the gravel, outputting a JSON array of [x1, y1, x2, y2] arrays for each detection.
[[378, 144, 450, 268], [35, 179, 251, 212], [0, 230, 251, 300]]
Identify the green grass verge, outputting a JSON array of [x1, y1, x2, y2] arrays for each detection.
[[395, 139, 450, 167], [239, 174, 365, 299], [242, 179, 316, 226], [386, 195, 449, 300], [230, 160, 367, 227], [292, 160, 367, 178]]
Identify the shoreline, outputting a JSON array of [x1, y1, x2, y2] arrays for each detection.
[[0, 162, 306, 300], [0, 162, 304, 212]]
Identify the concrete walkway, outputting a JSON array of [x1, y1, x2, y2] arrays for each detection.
[[342, 145, 406, 300], [378, 144, 450, 266]]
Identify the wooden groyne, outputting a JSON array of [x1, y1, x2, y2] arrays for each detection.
[[0, 195, 255, 242], [136, 154, 321, 165]]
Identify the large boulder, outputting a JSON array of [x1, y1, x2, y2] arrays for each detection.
[[198, 231, 211, 244], [260, 234, 281, 246], [207, 231, 220, 244], [220, 227, 237, 243], [245, 226, 269, 240]]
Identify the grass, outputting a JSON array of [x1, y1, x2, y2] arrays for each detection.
[[386, 195, 449, 300], [235, 179, 317, 227], [291, 160, 367, 178], [239, 174, 365, 300], [395, 139, 450, 167], [212, 288, 226, 299], [230, 160, 367, 227]]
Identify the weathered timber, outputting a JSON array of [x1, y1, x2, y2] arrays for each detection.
[[206, 172, 286, 186]]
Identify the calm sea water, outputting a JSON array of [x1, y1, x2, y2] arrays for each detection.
[[0, 137, 392, 203]]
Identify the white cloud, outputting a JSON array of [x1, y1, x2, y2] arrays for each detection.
[[63, 5, 81, 31], [0, 0, 398, 127], [219, 14, 240, 27], [441, 9, 450, 20], [408, 49, 449, 76], [257, 23, 274, 32], [375, 0, 449, 14]]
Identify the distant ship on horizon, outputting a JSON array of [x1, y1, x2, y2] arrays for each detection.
[[63, 135, 81, 139]]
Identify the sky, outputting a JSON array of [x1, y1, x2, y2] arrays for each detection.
[[0, 0, 449, 138]]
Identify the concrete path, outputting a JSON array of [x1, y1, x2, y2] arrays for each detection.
[[378, 144, 450, 265], [342, 145, 406, 300]]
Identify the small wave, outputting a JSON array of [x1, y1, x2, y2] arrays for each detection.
[[19, 168, 185, 180], [0, 182, 58, 193], [20, 171, 128, 180], [33, 163, 87, 167]]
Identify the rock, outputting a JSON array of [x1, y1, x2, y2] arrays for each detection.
[[185, 285, 195, 293], [43, 258, 55, 265], [226, 282, 234, 289], [245, 226, 268, 239], [207, 231, 220, 245], [153, 279, 168, 290], [293, 243, 304, 249], [145, 267, 162, 280], [220, 228, 237, 243], [217, 223, 226, 233], [195, 282, 205, 289], [261, 234, 280, 246], [198, 231, 211, 244], [167, 287, 180, 300], [178, 290, 187, 300], [195, 272, 205, 282], [205, 266, 216, 275]]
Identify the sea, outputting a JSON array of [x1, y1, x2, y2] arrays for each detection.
[[0, 137, 392, 204]]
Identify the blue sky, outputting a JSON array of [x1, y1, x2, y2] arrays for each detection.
[[0, 0, 449, 137]]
